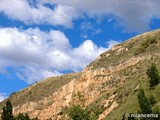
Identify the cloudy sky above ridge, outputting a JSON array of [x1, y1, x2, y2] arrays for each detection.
[[0, 0, 160, 101]]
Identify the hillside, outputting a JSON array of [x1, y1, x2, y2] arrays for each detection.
[[1, 29, 160, 120]]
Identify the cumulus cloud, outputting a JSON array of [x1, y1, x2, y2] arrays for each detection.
[[44, 0, 160, 32], [0, 0, 80, 27], [16, 66, 62, 84], [0, 27, 115, 83]]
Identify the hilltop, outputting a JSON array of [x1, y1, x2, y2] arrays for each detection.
[[1, 29, 160, 120]]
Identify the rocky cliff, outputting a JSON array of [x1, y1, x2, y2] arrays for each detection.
[[1, 29, 160, 120]]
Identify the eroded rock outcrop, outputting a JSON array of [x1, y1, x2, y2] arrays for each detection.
[[1, 29, 160, 120], [12, 54, 150, 119]]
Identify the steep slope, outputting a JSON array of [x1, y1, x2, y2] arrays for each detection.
[[0, 29, 160, 120]]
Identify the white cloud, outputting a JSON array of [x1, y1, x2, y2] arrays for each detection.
[[0, 27, 110, 83], [80, 22, 102, 39], [106, 40, 120, 49], [1, 0, 159, 32], [72, 40, 106, 70], [44, 0, 160, 32], [0, 0, 159, 32], [16, 66, 62, 84], [0, 0, 80, 27], [0, 93, 7, 102]]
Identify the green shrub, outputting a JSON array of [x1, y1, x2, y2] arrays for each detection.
[[15, 113, 30, 120], [137, 89, 152, 114], [67, 105, 90, 120], [134, 36, 157, 55], [146, 63, 160, 87], [1, 100, 14, 120], [149, 95, 156, 106], [1, 100, 39, 120]]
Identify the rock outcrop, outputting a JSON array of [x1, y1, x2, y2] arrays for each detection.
[[1, 29, 160, 120]]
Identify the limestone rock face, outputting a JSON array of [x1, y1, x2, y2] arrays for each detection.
[[1, 29, 160, 120], [13, 54, 151, 119]]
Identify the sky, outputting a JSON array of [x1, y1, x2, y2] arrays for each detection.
[[0, 0, 160, 101]]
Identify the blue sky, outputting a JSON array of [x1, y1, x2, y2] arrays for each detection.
[[0, 0, 160, 101]]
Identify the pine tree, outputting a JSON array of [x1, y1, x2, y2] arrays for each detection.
[[1, 100, 14, 120], [137, 89, 152, 114], [1, 100, 38, 120], [146, 63, 160, 87]]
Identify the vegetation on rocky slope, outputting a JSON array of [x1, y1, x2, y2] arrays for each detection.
[[104, 30, 160, 119], [64, 63, 160, 120], [0, 72, 80, 109], [0, 29, 160, 120], [1, 100, 38, 120]]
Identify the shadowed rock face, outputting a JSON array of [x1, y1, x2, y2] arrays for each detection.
[[1, 29, 160, 120]]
